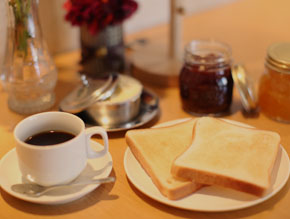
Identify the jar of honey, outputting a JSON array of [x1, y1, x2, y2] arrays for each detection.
[[258, 42, 290, 122], [179, 40, 233, 115]]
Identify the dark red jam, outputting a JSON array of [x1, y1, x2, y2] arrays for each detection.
[[179, 52, 233, 115]]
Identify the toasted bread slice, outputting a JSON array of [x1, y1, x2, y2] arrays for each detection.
[[125, 119, 203, 200], [171, 117, 280, 196]]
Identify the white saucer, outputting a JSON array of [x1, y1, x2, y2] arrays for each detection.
[[0, 141, 113, 205]]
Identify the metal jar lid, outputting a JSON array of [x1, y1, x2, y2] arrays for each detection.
[[266, 42, 290, 73], [232, 64, 257, 112], [59, 74, 119, 114]]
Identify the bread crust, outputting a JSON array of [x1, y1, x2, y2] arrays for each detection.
[[171, 117, 281, 197], [171, 165, 266, 196], [125, 119, 203, 200]]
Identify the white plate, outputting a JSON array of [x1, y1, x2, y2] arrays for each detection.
[[123, 118, 290, 212], [0, 141, 113, 205]]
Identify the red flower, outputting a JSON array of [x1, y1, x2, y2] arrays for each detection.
[[64, 0, 138, 35]]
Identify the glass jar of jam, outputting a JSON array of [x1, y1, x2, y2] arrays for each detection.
[[258, 42, 290, 122], [179, 40, 233, 115]]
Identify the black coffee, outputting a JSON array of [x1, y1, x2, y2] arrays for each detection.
[[25, 130, 75, 146]]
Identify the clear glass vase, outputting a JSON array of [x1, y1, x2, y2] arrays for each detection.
[[1, 0, 57, 114]]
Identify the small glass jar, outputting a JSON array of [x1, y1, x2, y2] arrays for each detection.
[[179, 40, 233, 115], [258, 42, 290, 122]]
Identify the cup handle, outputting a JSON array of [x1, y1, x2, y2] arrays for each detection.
[[85, 127, 109, 159]]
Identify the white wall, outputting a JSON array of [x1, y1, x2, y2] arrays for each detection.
[[124, 0, 236, 34], [0, 0, 237, 59]]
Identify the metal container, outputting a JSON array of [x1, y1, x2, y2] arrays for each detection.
[[87, 74, 143, 126], [60, 74, 143, 127], [77, 88, 159, 131]]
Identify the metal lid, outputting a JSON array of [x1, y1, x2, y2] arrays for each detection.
[[266, 42, 290, 73], [59, 74, 119, 113], [232, 65, 257, 112]]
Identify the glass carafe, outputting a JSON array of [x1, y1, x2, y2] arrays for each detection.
[[1, 0, 57, 114]]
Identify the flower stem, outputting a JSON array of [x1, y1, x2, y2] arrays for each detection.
[[9, 0, 31, 57]]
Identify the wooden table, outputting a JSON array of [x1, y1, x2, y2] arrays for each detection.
[[1, 0, 290, 218]]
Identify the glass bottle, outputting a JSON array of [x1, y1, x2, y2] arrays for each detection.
[[179, 39, 233, 115], [1, 0, 57, 114], [258, 42, 290, 122]]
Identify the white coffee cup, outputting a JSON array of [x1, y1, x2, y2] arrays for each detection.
[[14, 111, 109, 186]]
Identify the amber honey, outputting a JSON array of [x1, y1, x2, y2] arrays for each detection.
[[258, 42, 290, 122]]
